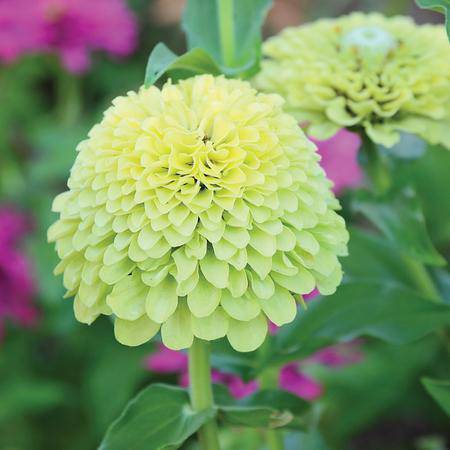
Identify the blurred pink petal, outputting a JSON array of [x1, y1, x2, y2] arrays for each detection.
[[40, 0, 137, 72], [0, 0, 137, 71], [0, 0, 48, 63], [0, 207, 38, 337], [279, 363, 323, 400], [303, 288, 319, 301], [212, 370, 259, 399], [310, 129, 362, 195], [310, 341, 364, 367], [145, 344, 188, 373]]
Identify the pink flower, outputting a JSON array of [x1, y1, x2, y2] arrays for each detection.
[[279, 363, 323, 400], [41, 0, 137, 73], [0, 0, 48, 63], [0, 0, 137, 72], [310, 129, 362, 195], [0, 207, 38, 340], [146, 339, 363, 402]]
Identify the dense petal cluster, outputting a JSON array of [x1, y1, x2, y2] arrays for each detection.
[[0, 207, 38, 339], [254, 13, 450, 148], [48, 75, 348, 352], [0, 0, 136, 72]]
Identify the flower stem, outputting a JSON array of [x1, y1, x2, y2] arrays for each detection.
[[189, 338, 221, 450], [218, 0, 235, 66], [260, 368, 285, 450], [360, 134, 391, 194]]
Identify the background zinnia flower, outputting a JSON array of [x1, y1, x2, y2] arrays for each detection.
[[0, 0, 137, 72], [0, 207, 38, 339], [311, 129, 362, 195], [254, 13, 450, 148], [48, 74, 348, 352]]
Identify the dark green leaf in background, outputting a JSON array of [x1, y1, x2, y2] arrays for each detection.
[[352, 188, 446, 266], [215, 385, 309, 429], [144, 43, 221, 87], [273, 281, 450, 365], [422, 378, 450, 416], [182, 0, 272, 75], [98, 384, 215, 450]]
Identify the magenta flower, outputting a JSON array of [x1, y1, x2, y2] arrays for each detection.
[[146, 344, 259, 399], [0, 0, 137, 72], [310, 129, 363, 195], [0, 207, 38, 340], [41, 0, 137, 73], [0, 0, 48, 63], [146, 339, 362, 401]]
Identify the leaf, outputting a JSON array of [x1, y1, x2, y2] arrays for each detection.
[[352, 188, 446, 266], [182, 0, 272, 75], [415, 0, 450, 40], [214, 385, 309, 429], [272, 281, 450, 365], [98, 384, 215, 450], [144, 43, 222, 87], [422, 378, 450, 416], [393, 144, 450, 245]]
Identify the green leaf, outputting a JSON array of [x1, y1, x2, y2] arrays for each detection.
[[273, 281, 450, 365], [415, 0, 450, 40], [422, 378, 450, 416], [144, 43, 222, 87], [182, 0, 272, 75], [214, 386, 309, 429], [352, 188, 446, 266], [99, 384, 215, 450]]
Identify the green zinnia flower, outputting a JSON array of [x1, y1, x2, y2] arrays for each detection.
[[48, 75, 348, 352], [254, 13, 450, 148]]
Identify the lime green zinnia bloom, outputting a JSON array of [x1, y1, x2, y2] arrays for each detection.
[[48, 75, 348, 352], [254, 13, 450, 148]]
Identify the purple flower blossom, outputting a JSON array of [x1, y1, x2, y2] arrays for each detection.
[[0, 0, 48, 63], [0, 0, 137, 72], [310, 129, 363, 195], [146, 340, 362, 401], [0, 207, 38, 340]]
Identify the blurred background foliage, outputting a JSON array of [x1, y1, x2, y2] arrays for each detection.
[[0, 1, 448, 449]]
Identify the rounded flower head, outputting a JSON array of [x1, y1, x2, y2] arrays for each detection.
[[48, 75, 348, 352], [254, 13, 450, 148]]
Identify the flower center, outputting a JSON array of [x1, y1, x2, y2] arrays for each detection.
[[341, 26, 397, 57]]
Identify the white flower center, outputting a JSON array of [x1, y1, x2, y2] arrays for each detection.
[[341, 26, 397, 57]]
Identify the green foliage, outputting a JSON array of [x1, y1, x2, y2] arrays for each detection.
[[415, 0, 450, 40], [144, 44, 221, 87], [422, 378, 450, 416], [182, 0, 272, 73], [352, 189, 446, 266], [98, 384, 215, 450], [215, 386, 309, 429]]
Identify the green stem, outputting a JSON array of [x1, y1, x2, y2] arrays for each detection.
[[259, 369, 285, 450], [189, 339, 221, 450], [403, 257, 441, 302], [360, 134, 391, 195], [218, 0, 235, 66]]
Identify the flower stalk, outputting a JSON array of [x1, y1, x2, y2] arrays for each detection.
[[189, 338, 221, 450], [218, 0, 235, 66]]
